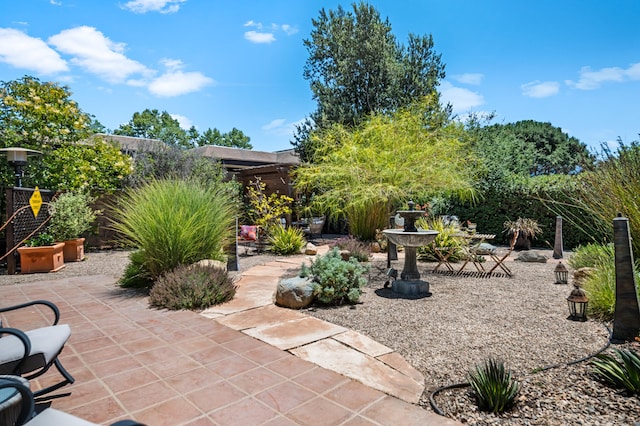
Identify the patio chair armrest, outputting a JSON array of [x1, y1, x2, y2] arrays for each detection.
[[0, 300, 61, 326], [0, 377, 35, 426], [0, 328, 32, 372]]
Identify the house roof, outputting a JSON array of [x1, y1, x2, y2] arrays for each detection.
[[92, 134, 300, 171]]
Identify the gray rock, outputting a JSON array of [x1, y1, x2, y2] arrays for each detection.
[[192, 259, 227, 271], [472, 243, 497, 255], [574, 267, 596, 283], [275, 276, 315, 309], [515, 251, 548, 263], [304, 242, 318, 255]]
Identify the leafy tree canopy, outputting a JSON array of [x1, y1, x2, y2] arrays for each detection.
[[0, 76, 93, 149], [115, 108, 252, 150], [293, 96, 477, 239], [294, 1, 446, 161], [472, 120, 595, 178]]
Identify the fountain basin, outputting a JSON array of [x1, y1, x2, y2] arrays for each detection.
[[382, 229, 438, 247]]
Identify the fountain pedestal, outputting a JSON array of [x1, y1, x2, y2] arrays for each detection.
[[382, 222, 438, 296]]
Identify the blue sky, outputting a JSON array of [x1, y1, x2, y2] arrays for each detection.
[[1, 0, 639, 153]]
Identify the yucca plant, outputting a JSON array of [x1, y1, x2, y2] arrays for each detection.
[[267, 224, 306, 255], [468, 358, 520, 413], [591, 348, 640, 394]]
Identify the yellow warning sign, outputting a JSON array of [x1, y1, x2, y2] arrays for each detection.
[[29, 187, 43, 218]]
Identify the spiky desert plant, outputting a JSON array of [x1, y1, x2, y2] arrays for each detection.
[[591, 348, 640, 394], [468, 358, 520, 413], [267, 224, 306, 255]]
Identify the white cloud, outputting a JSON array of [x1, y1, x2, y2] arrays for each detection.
[[262, 118, 301, 137], [244, 20, 262, 29], [243, 21, 297, 43], [171, 113, 193, 129], [121, 0, 185, 14], [148, 70, 214, 97], [521, 80, 560, 98], [48, 26, 151, 83], [566, 63, 640, 90], [451, 73, 483, 85], [439, 81, 484, 113], [244, 31, 276, 44], [0, 28, 68, 74]]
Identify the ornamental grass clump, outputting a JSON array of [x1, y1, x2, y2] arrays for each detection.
[[149, 264, 236, 310], [268, 225, 306, 255], [591, 348, 640, 394], [110, 178, 236, 288], [416, 216, 465, 262], [300, 247, 369, 305], [468, 358, 520, 413]]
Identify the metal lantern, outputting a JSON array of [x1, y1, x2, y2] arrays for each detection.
[[0, 147, 42, 187], [554, 261, 569, 284], [567, 283, 588, 321]]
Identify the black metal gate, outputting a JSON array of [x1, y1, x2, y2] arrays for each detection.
[[3, 187, 55, 274]]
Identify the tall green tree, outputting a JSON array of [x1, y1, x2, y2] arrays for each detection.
[[0, 76, 130, 191], [295, 1, 446, 161], [114, 109, 193, 149], [0, 76, 93, 149], [472, 120, 594, 178], [293, 96, 477, 240]]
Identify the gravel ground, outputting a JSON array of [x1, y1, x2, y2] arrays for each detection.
[[3, 247, 639, 425], [304, 248, 640, 426]]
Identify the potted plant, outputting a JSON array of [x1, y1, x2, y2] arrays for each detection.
[[48, 191, 99, 262], [17, 232, 66, 273], [503, 217, 542, 250]]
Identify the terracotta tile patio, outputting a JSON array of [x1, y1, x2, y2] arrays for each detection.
[[1, 259, 460, 425]]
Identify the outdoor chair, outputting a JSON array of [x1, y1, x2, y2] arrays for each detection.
[[0, 301, 74, 400], [0, 376, 144, 426], [237, 225, 264, 254]]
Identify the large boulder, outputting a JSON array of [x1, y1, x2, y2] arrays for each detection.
[[191, 259, 227, 271], [515, 251, 548, 263], [304, 242, 318, 255], [574, 267, 597, 284], [275, 276, 315, 309]]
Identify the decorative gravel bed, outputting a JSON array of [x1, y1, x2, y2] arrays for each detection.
[[304, 248, 640, 425], [3, 247, 639, 425]]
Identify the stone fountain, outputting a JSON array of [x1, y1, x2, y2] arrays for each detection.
[[382, 201, 438, 296]]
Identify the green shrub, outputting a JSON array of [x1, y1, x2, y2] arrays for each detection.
[[149, 264, 236, 310], [48, 191, 98, 241], [569, 244, 616, 320], [24, 233, 55, 247], [330, 236, 371, 262], [468, 358, 520, 413], [110, 178, 236, 288], [583, 262, 617, 320], [268, 225, 306, 255], [120, 250, 152, 288], [300, 247, 369, 305], [416, 216, 465, 262], [591, 348, 640, 394], [568, 243, 614, 269]]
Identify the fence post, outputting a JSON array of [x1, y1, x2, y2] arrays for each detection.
[[611, 215, 640, 342]]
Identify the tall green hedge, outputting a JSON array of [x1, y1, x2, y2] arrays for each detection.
[[437, 174, 602, 250]]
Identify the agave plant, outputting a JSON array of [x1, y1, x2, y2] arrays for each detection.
[[591, 348, 640, 394], [468, 358, 520, 413]]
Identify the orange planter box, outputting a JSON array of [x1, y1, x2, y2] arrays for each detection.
[[63, 238, 85, 262], [17, 243, 66, 274]]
